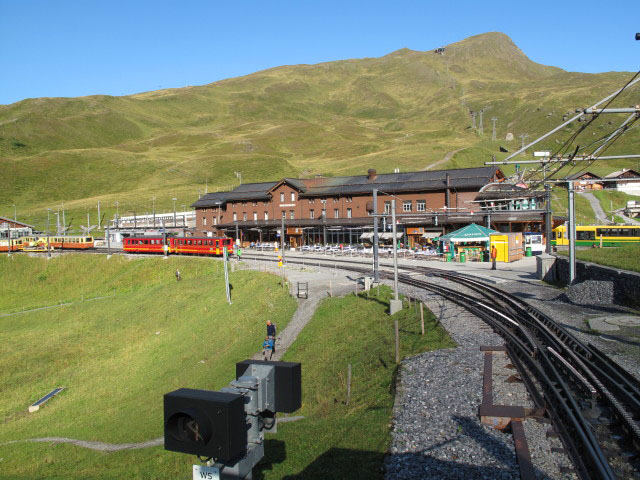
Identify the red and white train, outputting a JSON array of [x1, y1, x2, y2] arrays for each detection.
[[123, 236, 234, 256]]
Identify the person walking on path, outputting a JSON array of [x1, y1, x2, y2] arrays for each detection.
[[490, 246, 497, 270], [266, 320, 277, 353]]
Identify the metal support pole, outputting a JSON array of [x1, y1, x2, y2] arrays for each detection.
[[373, 189, 379, 283], [46, 210, 51, 258], [152, 197, 156, 229], [223, 248, 232, 304], [172, 198, 177, 228], [392, 200, 399, 301], [162, 219, 167, 258], [545, 184, 552, 254], [62, 205, 66, 233], [280, 216, 285, 263], [97, 201, 101, 228], [568, 181, 576, 284], [6, 223, 11, 257], [107, 224, 111, 256]]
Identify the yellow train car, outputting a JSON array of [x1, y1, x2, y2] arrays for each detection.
[[552, 225, 640, 247], [36, 236, 95, 250]]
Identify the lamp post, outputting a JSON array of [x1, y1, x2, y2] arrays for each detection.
[[152, 197, 156, 228], [12, 204, 16, 221], [46, 208, 52, 258], [172, 198, 177, 227], [114, 202, 120, 228]]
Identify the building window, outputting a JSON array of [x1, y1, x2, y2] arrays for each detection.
[[203, 217, 207, 226], [334, 208, 339, 218], [282, 211, 286, 219], [321, 209, 326, 218], [214, 217, 218, 225], [346, 196, 353, 203], [253, 212, 257, 221], [384, 201, 391, 214], [347, 208, 352, 218], [290, 210, 295, 220], [403, 201, 412, 212], [333, 197, 338, 203], [243, 212, 247, 221], [263, 201, 268, 206], [252, 201, 257, 207], [280, 192, 285, 202], [264, 212, 269, 220], [233, 212, 237, 222], [291, 192, 295, 202], [417, 200, 426, 212], [320, 198, 326, 204], [308, 198, 315, 204], [310, 209, 315, 219], [242, 202, 247, 206]]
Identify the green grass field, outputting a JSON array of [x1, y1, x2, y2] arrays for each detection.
[[0, 255, 297, 479], [0, 256, 453, 479], [558, 244, 640, 273]]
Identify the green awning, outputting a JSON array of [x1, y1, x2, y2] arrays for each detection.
[[438, 223, 499, 243]]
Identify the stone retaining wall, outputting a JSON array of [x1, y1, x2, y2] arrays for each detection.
[[552, 255, 640, 306]]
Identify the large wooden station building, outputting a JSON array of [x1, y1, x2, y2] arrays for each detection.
[[192, 167, 547, 247]]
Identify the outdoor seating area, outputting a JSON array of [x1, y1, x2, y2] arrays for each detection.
[[247, 242, 444, 260]]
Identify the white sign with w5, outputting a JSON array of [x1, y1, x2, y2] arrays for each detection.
[[193, 464, 220, 480]]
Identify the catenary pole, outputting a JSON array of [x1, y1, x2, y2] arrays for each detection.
[[373, 188, 379, 283], [568, 180, 576, 284], [545, 183, 552, 254], [391, 199, 399, 301]]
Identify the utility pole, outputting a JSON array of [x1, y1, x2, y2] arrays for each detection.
[[491, 117, 497, 141], [372, 189, 380, 283], [6, 222, 11, 257], [114, 202, 119, 228], [223, 248, 232, 304], [478, 110, 484, 134], [46, 209, 52, 258], [280, 216, 285, 263], [107, 224, 111, 256], [97, 201, 101, 228], [172, 198, 177, 227], [12, 204, 16, 221], [568, 180, 576, 284], [162, 219, 167, 258], [152, 197, 156, 229], [390, 199, 402, 315], [471, 112, 476, 129], [61, 203, 66, 234], [545, 183, 552, 254]]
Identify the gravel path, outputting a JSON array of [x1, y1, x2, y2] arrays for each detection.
[[579, 192, 612, 224]]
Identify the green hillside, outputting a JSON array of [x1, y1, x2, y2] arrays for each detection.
[[1, 32, 639, 231]]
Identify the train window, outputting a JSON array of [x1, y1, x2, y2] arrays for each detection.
[[577, 231, 595, 240], [198, 240, 202, 245]]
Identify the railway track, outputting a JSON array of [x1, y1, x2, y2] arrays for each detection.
[[21, 248, 640, 477]]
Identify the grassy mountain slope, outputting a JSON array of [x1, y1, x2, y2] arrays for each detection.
[[1, 32, 639, 230]]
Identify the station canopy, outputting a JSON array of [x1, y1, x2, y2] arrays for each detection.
[[437, 223, 498, 243]]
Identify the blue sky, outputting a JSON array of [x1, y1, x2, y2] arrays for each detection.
[[1, 0, 638, 105]]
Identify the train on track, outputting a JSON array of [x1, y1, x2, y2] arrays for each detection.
[[552, 224, 640, 247], [2, 234, 235, 257], [122, 235, 234, 256]]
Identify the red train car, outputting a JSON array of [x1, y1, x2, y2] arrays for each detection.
[[173, 237, 234, 256], [122, 236, 233, 256], [123, 236, 166, 254]]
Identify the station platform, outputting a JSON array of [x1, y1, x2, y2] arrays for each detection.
[[242, 249, 539, 285]]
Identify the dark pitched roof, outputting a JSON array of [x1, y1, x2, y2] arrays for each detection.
[[191, 182, 278, 208], [299, 167, 500, 197], [191, 167, 501, 207]]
